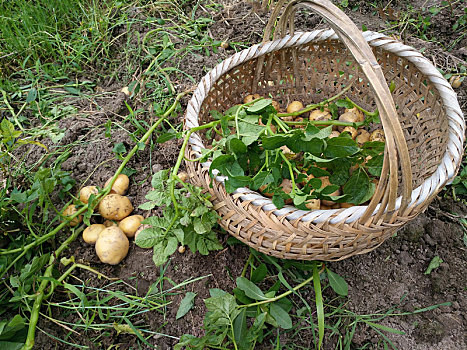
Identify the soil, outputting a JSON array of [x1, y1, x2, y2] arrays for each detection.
[[30, 1, 467, 349]]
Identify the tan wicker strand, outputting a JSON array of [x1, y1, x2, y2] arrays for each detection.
[[183, 1, 464, 261]]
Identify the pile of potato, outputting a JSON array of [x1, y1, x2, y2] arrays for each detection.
[[244, 95, 385, 210], [62, 174, 145, 265]]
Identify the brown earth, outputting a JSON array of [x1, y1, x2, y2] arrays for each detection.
[[32, 1, 466, 349]]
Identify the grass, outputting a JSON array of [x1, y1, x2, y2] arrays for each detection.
[[0, 0, 465, 349]]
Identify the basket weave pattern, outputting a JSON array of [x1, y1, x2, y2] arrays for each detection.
[[184, 2, 465, 261]]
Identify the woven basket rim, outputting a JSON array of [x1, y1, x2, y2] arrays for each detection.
[[185, 29, 465, 224]]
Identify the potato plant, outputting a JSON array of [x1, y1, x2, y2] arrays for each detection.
[[138, 90, 385, 267], [202, 96, 384, 210]]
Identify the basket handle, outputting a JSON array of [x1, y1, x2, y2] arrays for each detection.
[[262, 0, 413, 220]]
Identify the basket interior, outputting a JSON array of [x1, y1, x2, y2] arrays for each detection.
[[197, 39, 450, 192]]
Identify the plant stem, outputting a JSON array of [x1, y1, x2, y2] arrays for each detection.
[[165, 117, 226, 234], [22, 226, 83, 350], [241, 253, 253, 278], [238, 264, 325, 308], [284, 120, 365, 128], [20, 90, 190, 350]]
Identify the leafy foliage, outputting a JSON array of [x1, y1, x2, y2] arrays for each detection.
[[136, 170, 222, 266], [175, 250, 350, 350], [206, 99, 383, 208]]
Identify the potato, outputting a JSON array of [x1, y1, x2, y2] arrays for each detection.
[[220, 41, 229, 49], [118, 215, 144, 238], [271, 100, 281, 112], [259, 184, 274, 198], [320, 204, 331, 210], [79, 186, 98, 204], [355, 129, 370, 145], [134, 224, 151, 240], [369, 129, 385, 142], [338, 112, 359, 132], [244, 94, 260, 104], [178, 246, 186, 253], [305, 199, 320, 210], [329, 130, 340, 139], [280, 145, 294, 156], [83, 224, 105, 244], [280, 115, 294, 122], [286, 101, 304, 114], [95, 227, 129, 265], [345, 107, 365, 122], [450, 75, 462, 89], [309, 108, 331, 122], [279, 179, 294, 204], [98, 194, 133, 221], [331, 204, 341, 209], [319, 177, 341, 206], [341, 126, 357, 139], [280, 179, 293, 194], [105, 174, 129, 195], [62, 204, 82, 227], [178, 171, 189, 183], [104, 220, 118, 227]]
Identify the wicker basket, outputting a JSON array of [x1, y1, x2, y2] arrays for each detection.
[[183, 0, 465, 261]]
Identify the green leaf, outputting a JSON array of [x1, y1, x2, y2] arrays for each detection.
[[313, 263, 324, 349], [251, 172, 274, 190], [0, 341, 24, 350], [0, 119, 18, 140], [135, 226, 161, 248], [233, 288, 254, 304], [335, 99, 354, 109], [287, 133, 325, 154], [246, 99, 272, 113], [366, 154, 384, 177], [151, 169, 170, 190], [209, 154, 236, 177], [236, 277, 268, 300], [233, 308, 247, 346], [365, 321, 405, 334], [0, 315, 25, 341], [343, 168, 371, 204], [164, 236, 179, 257], [153, 242, 168, 266], [329, 159, 351, 186], [228, 138, 247, 155], [361, 141, 385, 157], [251, 263, 268, 283], [428, 6, 440, 15], [463, 233, 467, 248], [176, 292, 197, 319], [112, 142, 127, 154], [324, 137, 360, 158], [26, 88, 37, 103], [326, 268, 348, 296], [63, 283, 89, 307], [304, 125, 333, 139], [270, 302, 292, 329], [156, 131, 178, 143], [64, 85, 80, 95], [237, 118, 264, 146], [424, 256, 443, 275], [262, 134, 290, 150]]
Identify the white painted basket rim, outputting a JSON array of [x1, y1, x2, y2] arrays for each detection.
[[184, 29, 465, 224]]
